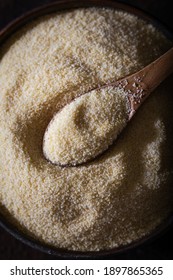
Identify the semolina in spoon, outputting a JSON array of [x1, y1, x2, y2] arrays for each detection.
[[43, 47, 173, 167]]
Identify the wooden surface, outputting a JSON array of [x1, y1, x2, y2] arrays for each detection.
[[0, 0, 173, 260]]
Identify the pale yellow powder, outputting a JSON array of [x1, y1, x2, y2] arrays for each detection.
[[43, 86, 128, 166], [0, 8, 173, 252]]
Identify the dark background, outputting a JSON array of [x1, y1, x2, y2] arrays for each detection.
[[0, 0, 173, 260]]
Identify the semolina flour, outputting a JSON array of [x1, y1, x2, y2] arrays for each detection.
[[0, 7, 173, 251]]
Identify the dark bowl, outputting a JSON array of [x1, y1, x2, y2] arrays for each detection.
[[0, 0, 173, 259]]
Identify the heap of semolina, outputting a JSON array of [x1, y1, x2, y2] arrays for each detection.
[[43, 86, 129, 166], [0, 7, 173, 251]]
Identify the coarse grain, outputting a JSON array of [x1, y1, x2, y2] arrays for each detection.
[[0, 7, 173, 251], [43, 86, 129, 166]]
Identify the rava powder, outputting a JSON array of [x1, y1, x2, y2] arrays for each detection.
[[0, 7, 173, 251]]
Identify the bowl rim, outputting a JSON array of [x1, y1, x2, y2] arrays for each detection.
[[1, 211, 173, 259], [1, 0, 173, 43], [0, 0, 173, 259]]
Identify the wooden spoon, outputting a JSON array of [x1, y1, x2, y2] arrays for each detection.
[[43, 47, 173, 167]]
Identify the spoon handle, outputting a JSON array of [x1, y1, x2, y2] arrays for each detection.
[[137, 47, 173, 93], [123, 47, 173, 119]]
